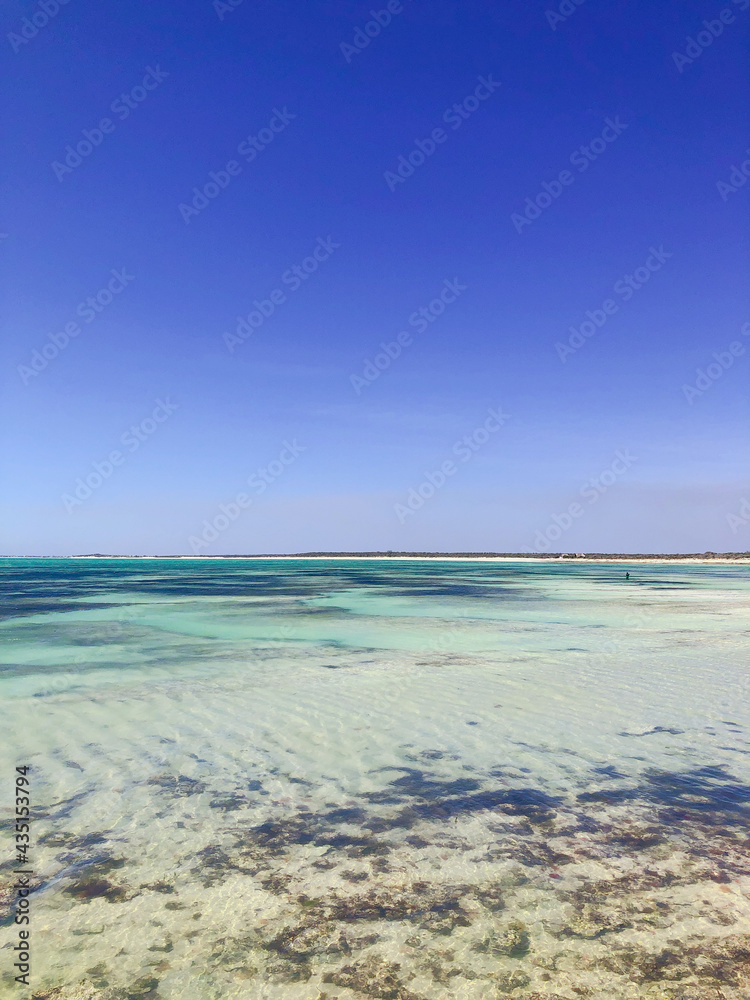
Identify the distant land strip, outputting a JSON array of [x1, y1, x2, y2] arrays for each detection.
[[6, 552, 750, 561]]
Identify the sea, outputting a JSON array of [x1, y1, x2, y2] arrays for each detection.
[[1, 557, 748, 999]]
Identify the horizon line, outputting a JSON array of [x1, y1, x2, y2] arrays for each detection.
[[2, 551, 749, 561]]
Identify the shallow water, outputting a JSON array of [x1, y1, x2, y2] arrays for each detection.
[[1, 558, 749, 999]]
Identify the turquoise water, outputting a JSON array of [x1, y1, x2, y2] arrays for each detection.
[[1, 558, 749, 999]]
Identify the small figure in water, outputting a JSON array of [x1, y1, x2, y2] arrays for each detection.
[[626, 572, 630, 580]]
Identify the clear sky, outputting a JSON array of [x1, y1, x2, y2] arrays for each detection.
[[2, 0, 748, 555]]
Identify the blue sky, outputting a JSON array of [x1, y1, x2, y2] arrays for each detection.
[[2, 0, 748, 555]]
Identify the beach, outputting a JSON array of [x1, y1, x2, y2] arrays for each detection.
[[1, 557, 749, 999]]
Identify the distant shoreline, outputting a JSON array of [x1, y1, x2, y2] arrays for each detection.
[[3, 553, 749, 564]]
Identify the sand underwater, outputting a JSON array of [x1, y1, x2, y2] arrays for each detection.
[[0, 557, 749, 1000]]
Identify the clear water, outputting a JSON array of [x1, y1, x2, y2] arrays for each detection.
[[1, 558, 749, 999]]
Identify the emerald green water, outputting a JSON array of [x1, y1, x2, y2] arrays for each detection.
[[1, 558, 748, 999]]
